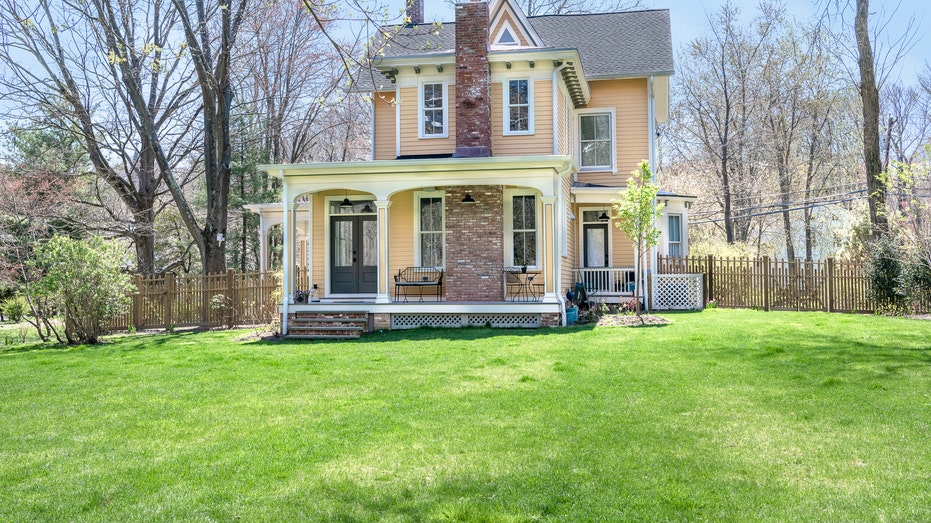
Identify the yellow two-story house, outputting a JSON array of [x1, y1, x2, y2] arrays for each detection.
[[256, 0, 694, 335]]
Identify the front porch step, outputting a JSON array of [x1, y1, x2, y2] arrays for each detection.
[[286, 312, 368, 340]]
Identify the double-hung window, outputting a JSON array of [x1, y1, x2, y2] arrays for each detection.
[[419, 82, 447, 138], [579, 111, 614, 170], [668, 214, 682, 257], [504, 79, 533, 134], [416, 194, 444, 267], [510, 193, 538, 267]]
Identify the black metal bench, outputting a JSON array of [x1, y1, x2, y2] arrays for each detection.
[[394, 267, 444, 302]]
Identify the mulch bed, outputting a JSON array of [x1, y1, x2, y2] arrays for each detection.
[[591, 314, 670, 327]]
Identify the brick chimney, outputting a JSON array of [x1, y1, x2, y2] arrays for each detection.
[[406, 0, 423, 25], [453, 0, 492, 157]]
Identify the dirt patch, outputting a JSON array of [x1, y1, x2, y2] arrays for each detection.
[[592, 314, 670, 327], [908, 314, 931, 321]]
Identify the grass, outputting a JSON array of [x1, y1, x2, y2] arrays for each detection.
[[1, 309, 930, 522]]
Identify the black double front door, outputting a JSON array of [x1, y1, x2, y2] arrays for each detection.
[[330, 215, 378, 294]]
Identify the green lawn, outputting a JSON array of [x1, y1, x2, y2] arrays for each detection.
[[1, 309, 930, 522]]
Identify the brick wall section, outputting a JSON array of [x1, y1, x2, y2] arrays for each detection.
[[454, 1, 492, 157], [541, 313, 561, 327], [407, 0, 423, 24], [444, 185, 504, 301]]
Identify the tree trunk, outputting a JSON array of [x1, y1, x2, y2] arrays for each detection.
[[855, 0, 887, 236]]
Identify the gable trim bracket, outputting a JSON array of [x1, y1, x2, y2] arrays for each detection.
[[554, 60, 588, 109]]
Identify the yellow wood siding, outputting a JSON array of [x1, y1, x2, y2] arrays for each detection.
[[373, 92, 396, 160], [398, 85, 457, 157], [490, 79, 553, 156], [577, 78, 649, 186], [560, 175, 576, 296], [388, 191, 415, 271], [556, 88, 568, 156]]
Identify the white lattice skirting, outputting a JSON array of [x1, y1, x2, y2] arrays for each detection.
[[391, 313, 541, 329], [652, 274, 704, 310]]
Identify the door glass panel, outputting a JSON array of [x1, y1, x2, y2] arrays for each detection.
[[362, 219, 378, 266], [334, 220, 352, 267], [586, 227, 607, 268]]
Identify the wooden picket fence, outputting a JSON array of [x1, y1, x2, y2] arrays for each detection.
[[107, 270, 284, 331], [656, 255, 929, 314]]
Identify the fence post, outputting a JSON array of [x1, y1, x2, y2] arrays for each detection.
[[763, 256, 771, 311], [827, 257, 835, 313], [133, 275, 143, 331], [165, 273, 175, 330], [226, 269, 236, 326], [706, 254, 714, 302]]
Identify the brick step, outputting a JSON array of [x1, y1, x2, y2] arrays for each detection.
[[287, 312, 368, 340], [285, 333, 361, 340], [290, 325, 364, 332], [291, 317, 366, 324]]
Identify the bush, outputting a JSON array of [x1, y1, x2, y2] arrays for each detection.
[[863, 234, 906, 314], [899, 249, 931, 310], [34, 236, 133, 344], [1, 295, 28, 323]]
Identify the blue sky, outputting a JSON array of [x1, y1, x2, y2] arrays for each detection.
[[405, 0, 929, 86]]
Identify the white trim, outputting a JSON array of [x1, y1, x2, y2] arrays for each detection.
[[578, 207, 614, 268], [413, 190, 446, 268], [576, 107, 617, 174], [395, 91, 401, 157], [504, 188, 543, 268], [502, 78, 534, 135], [418, 80, 448, 139]]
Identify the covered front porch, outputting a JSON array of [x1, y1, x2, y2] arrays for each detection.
[[257, 155, 574, 334]]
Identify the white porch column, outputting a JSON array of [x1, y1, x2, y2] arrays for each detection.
[[258, 214, 267, 272], [541, 196, 559, 303], [281, 176, 290, 335], [375, 200, 392, 304]]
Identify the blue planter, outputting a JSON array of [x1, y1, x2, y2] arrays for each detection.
[[566, 306, 578, 325]]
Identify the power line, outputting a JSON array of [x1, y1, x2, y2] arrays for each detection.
[[689, 193, 867, 225]]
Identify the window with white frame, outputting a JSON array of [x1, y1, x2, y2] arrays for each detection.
[[510, 193, 538, 267], [420, 82, 446, 138], [416, 194, 444, 267], [504, 79, 533, 134], [579, 111, 613, 170], [668, 214, 682, 257]]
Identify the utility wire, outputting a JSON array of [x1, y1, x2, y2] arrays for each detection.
[[689, 194, 867, 225]]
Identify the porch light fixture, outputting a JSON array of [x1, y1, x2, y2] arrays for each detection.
[[362, 203, 373, 213], [413, 65, 421, 74], [461, 193, 476, 204], [340, 191, 353, 209], [598, 210, 610, 222]]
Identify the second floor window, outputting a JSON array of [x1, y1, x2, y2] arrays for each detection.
[[505, 79, 532, 134], [579, 113, 613, 170], [668, 214, 682, 257], [420, 82, 446, 138]]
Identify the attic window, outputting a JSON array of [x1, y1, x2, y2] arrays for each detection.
[[498, 28, 517, 45]]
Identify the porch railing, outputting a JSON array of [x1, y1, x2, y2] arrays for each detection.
[[572, 267, 636, 297]]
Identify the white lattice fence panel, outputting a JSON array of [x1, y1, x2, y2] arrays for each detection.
[[653, 274, 703, 310], [467, 314, 540, 328], [391, 313, 542, 329], [391, 314, 464, 329]]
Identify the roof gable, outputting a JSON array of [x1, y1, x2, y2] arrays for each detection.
[[489, 0, 544, 48]]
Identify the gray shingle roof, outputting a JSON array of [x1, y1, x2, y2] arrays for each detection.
[[529, 10, 673, 78], [373, 9, 673, 78]]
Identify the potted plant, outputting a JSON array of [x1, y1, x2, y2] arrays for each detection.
[[295, 289, 307, 303]]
